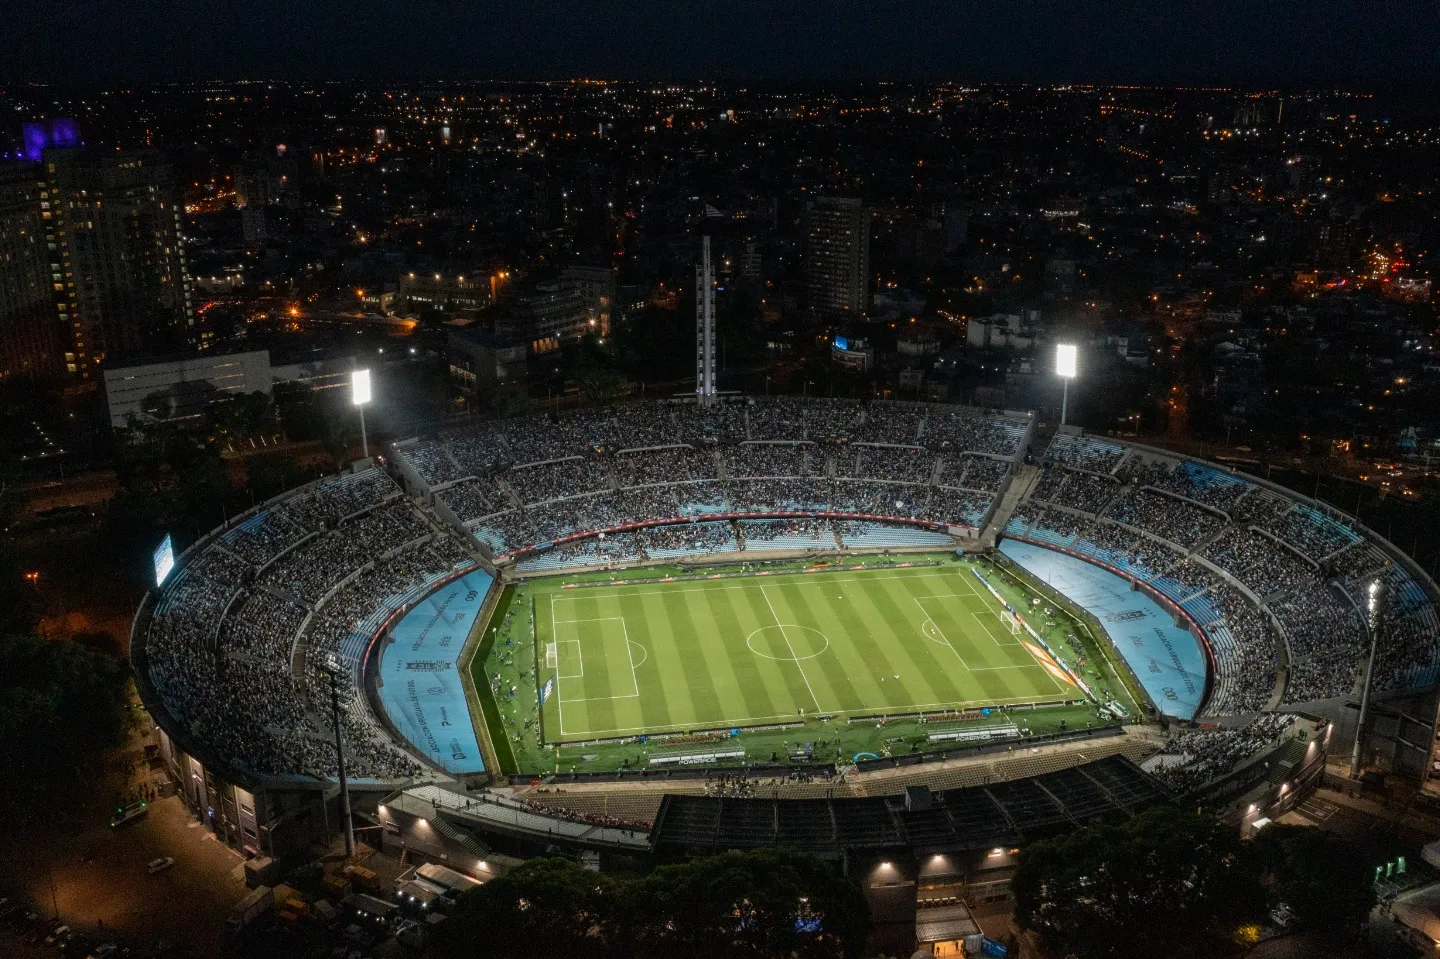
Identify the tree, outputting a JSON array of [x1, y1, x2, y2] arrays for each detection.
[[1012, 805, 1267, 959], [622, 848, 871, 959], [575, 362, 629, 406], [488, 387, 533, 420], [431, 850, 870, 959], [433, 857, 619, 959], [0, 634, 131, 812], [205, 390, 275, 452], [1253, 825, 1375, 936]]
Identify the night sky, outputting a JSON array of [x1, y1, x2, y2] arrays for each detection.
[[3, 0, 1438, 94]]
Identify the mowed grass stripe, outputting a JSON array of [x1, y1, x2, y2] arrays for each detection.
[[761, 581, 841, 713], [715, 587, 785, 724], [865, 573, 969, 709], [618, 593, 670, 736], [664, 589, 739, 727], [686, 586, 760, 728], [539, 564, 1072, 740], [645, 592, 704, 729], [743, 587, 823, 714], [792, 578, 892, 713], [880, 572, 969, 707], [785, 578, 899, 714], [567, 595, 616, 733]]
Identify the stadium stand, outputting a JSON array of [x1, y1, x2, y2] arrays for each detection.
[[136, 398, 1440, 794], [650, 754, 1167, 854]]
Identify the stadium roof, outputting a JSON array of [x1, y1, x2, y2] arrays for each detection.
[[650, 755, 1169, 856]]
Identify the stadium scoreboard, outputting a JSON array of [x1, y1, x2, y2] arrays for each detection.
[[153, 534, 176, 587]]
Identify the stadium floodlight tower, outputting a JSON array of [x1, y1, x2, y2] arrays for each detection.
[[1056, 343, 1078, 426], [323, 656, 356, 859], [1350, 579, 1384, 780], [352, 367, 372, 459], [695, 234, 717, 407]]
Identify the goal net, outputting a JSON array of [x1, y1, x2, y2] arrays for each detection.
[[545, 642, 558, 669]]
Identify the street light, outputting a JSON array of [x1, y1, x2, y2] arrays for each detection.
[[1056, 343, 1078, 426], [352, 367, 372, 459]]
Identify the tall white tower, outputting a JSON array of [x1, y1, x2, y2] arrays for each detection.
[[695, 234, 717, 405]]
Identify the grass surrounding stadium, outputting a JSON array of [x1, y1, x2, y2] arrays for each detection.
[[469, 553, 1145, 775]]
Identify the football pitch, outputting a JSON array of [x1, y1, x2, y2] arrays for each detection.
[[534, 564, 1079, 743]]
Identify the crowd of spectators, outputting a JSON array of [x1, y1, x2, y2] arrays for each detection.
[[528, 492, 628, 542], [1030, 468, 1069, 503], [953, 455, 1011, 492], [1148, 462, 1253, 513], [514, 795, 651, 832], [1373, 607, 1440, 694], [538, 533, 644, 566], [740, 518, 836, 547], [925, 488, 993, 528], [1203, 586, 1277, 715], [402, 442, 465, 487], [1051, 470, 1123, 513], [726, 442, 815, 479], [469, 508, 533, 552], [830, 480, 929, 517], [1262, 505, 1357, 562], [1201, 529, 1316, 598], [726, 479, 830, 513], [640, 522, 736, 554], [1043, 434, 1126, 474], [143, 466, 473, 780], [849, 445, 935, 483], [615, 446, 718, 487], [1272, 585, 1364, 703], [1107, 488, 1226, 549], [436, 478, 502, 523], [1149, 714, 1296, 794], [676, 401, 749, 444], [509, 456, 612, 504], [262, 501, 432, 604]]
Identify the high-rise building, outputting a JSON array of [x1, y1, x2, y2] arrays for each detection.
[[804, 196, 870, 318], [0, 165, 65, 381], [559, 264, 614, 337], [494, 282, 590, 353], [42, 149, 198, 375]]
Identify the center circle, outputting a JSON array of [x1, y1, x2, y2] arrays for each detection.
[[746, 625, 831, 661]]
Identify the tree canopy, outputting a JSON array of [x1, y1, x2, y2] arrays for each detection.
[[1012, 805, 1375, 959], [431, 849, 870, 959], [0, 633, 131, 803]]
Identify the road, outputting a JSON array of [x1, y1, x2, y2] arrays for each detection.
[[0, 723, 247, 958]]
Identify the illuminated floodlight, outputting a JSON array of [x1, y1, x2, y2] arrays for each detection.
[[352, 368, 372, 458], [1056, 344, 1078, 425], [352, 368, 372, 406], [1056, 343, 1078, 379]]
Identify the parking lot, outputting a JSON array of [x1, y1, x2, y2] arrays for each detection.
[[0, 724, 249, 958]]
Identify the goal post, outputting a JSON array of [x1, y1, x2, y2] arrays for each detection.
[[545, 642, 558, 670], [999, 608, 1021, 635]]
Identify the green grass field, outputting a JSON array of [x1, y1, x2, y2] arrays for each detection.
[[534, 564, 1078, 743]]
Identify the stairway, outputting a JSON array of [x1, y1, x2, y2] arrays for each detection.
[[979, 464, 1041, 547]]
